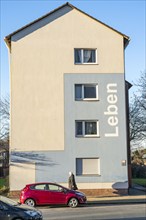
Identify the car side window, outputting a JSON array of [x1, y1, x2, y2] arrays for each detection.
[[49, 184, 62, 192], [33, 184, 46, 190]]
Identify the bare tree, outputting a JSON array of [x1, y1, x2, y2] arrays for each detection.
[[129, 71, 146, 144], [0, 95, 10, 145]]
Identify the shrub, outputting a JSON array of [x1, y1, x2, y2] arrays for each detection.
[[131, 164, 146, 178]]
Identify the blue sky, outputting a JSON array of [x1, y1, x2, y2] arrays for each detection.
[[0, 0, 146, 97]]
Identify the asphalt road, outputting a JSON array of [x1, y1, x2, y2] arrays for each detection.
[[40, 203, 146, 220]]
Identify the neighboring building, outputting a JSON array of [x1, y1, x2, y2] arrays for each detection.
[[5, 2, 131, 195]]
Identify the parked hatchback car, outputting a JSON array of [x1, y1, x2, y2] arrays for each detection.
[[20, 182, 86, 208], [0, 196, 43, 220]]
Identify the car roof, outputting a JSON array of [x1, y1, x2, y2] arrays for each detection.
[[26, 182, 56, 185], [25, 182, 64, 187], [24, 182, 69, 191]]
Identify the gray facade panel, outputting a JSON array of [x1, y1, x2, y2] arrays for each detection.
[[64, 73, 128, 183]]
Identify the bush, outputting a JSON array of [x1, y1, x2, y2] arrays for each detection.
[[131, 164, 146, 178], [0, 176, 9, 195]]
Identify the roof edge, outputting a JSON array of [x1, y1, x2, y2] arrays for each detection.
[[4, 2, 71, 49], [68, 2, 130, 45], [4, 2, 130, 50]]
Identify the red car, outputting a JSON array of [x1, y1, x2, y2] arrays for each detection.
[[20, 182, 86, 208]]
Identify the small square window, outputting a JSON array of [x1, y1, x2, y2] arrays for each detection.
[[75, 84, 98, 101], [75, 49, 97, 64], [75, 120, 99, 137]]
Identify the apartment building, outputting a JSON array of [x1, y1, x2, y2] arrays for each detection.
[[5, 2, 130, 195]]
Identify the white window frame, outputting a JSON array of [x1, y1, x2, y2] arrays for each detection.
[[75, 84, 99, 101], [75, 120, 99, 137], [76, 158, 100, 176], [74, 48, 97, 64]]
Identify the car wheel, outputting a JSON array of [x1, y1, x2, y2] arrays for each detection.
[[25, 198, 35, 207], [68, 198, 78, 208]]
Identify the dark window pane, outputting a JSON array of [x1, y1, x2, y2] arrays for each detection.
[[91, 50, 96, 62], [76, 122, 83, 135], [75, 85, 82, 99], [76, 158, 82, 175], [75, 49, 82, 63], [84, 86, 96, 98], [85, 122, 97, 135]]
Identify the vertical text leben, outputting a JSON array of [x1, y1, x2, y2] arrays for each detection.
[[104, 83, 119, 137]]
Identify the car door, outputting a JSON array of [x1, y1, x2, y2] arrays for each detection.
[[48, 184, 67, 204], [32, 183, 52, 205]]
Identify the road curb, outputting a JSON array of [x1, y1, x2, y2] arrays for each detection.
[[87, 196, 146, 205]]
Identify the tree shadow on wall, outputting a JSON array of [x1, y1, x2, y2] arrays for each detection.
[[10, 151, 59, 169]]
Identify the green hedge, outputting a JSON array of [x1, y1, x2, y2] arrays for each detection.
[[131, 164, 146, 178], [132, 178, 146, 187], [0, 176, 9, 195]]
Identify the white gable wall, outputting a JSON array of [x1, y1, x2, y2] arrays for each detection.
[[10, 8, 124, 153]]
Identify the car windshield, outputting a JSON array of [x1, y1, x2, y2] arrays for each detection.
[[0, 196, 18, 206]]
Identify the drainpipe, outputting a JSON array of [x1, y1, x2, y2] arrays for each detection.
[[125, 81, 132, 189]]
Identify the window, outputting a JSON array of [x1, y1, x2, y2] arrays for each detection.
[[75, 84, 98, 100], [76, 120, 99, 137], [76, 158, 100, 176], [75, 49, 97, 64]]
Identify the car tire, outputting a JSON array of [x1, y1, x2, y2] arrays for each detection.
[[14, 219, 23, 220], [68, 197, 78, 208], [24, 198, 35, 207]]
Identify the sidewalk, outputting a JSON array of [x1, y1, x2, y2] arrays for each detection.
[[87, 185, 146, 204]]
